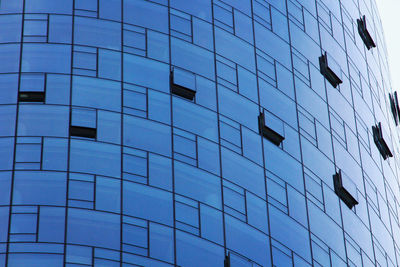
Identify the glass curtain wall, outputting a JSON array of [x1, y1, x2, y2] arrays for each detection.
[[0, 0, 398, 266]]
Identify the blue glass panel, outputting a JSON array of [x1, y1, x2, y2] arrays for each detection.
[[200, 204, 224, 245], [97, 111, 121, 144], [7, 254, 63, 267], [221, 148, 265, 198], [67, 208, 120, 249], [66, 245, 92, 265], [46, 74, 70, 105], [74, 17, 121, 50], [123, 115, 171, 157], [259, 80, 298, 128], [24, 20, 47, 36], [254, 22, 291, 68], [269, 205, 311, 261], [123, 222, 147, 248], [173, 98, 218, 141], [264, 141, 304, 191], [0, 0, 23, 13], [99, 0, 121, 21], [123, 0, 168, 33], [271, 8, 289, 41], [18, 105, 69, 137], [0, 207, 9, 242], [0, 172, 11, 205], [176, 230, 224, 266], [148, 89, 171, 124], [148, 154, 173, 191], [13, 171, 66, 205], [215, 27, 255, 72], [99, 49, 121, 80], [70, 140, 121, 178], [123, 181, 173, 226], [49, 15, 72, 43], [0, 44, 20, 73], [175, 161, 222, 208], [0, 15, 21, 43], [246, 192, 269, 233], [42, 138, 68, 171], [25, 0, 73, 13], [72, 76, 121, 112], [172, 37, 215, 80], [0, 105, 16, 136], [197, 137, 220, 175], [10, 213, 37, 234], [124, 54, 169, 93], [147, 30, 169, 62], [21, 44, 71, 73], [0, 74, 18, 104], [96, 177, 121, 213], [308, 203, 346, 258], [218, 86, 259, 131], [0, 138, 14, 170], [225, 215, 271, 266], [234, 10, 253, 42], [38, 207, 65, 243], [171, 0, 211, 21], [193, 18, 214, 50], [149, 223, 174, 263]]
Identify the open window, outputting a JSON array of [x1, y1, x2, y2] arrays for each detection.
[[70, 125, 97, 139], [319, 52, 342, 88], [170, 68, 196, 100], [389, 92, 400, 125], [224, 252, 230, 267], [258, 112, 284, 146], [333, 170, 359, 209], [70, 107, 97, 139], [372, 122, 393, 159], [357, 15, 376, 50], [18, 91, 45, 102]]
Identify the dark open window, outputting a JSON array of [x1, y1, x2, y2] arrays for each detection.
[[372, 122, 393, 159], [357, 15, 376, 50], [224, 253, 230, 267], [333, 170, 359, 209], [18, 91, 45, 102], [319, 52, 342, 88], [170, 70, 196, 100], [258, 112, 284, 146], [389, 92, 400, 125], [70, 125, 97, 139]]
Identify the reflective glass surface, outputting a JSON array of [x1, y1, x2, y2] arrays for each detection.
[[0, 0, 398, 266]]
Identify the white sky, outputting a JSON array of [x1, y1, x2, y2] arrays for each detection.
[[376, 0, 400, 91]]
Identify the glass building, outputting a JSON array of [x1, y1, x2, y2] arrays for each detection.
[[0, 0, 398, 266]]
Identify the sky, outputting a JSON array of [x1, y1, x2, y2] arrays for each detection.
[[376, 0, 400, 91]]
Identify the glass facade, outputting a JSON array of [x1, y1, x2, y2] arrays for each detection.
[[0, 0, 398, 266]]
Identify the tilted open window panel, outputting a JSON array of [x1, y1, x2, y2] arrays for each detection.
[[170, 68, 196, 101], [18, 91, 45, 102], [224, 253, 230, 267], [70, 107, 97, 139], [372, 122, 393, 160], [319, 52, 342, 88], [224, 251, 262, 267], [333, 170, 359, 209], [70, 125, 97, 139], [357, 15, 376, 50], [258, 112, 284, 146], [389, 92, 400, 126]]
